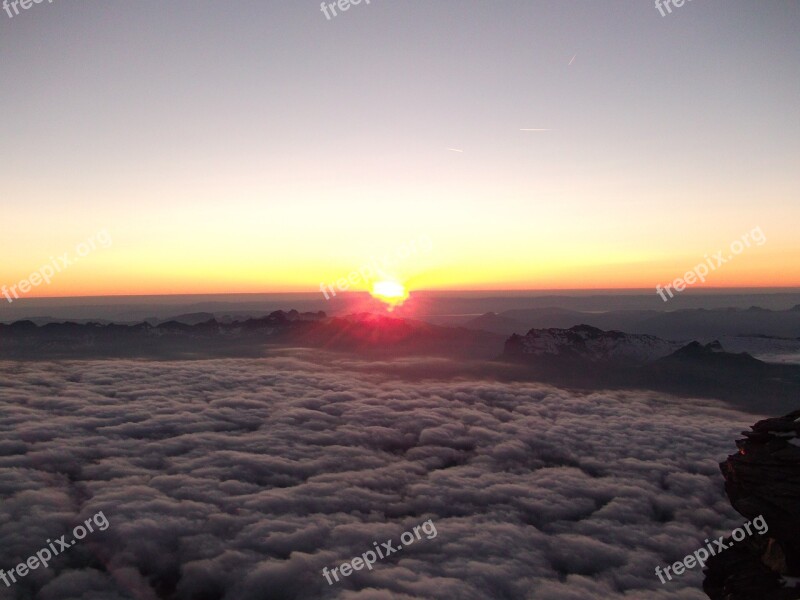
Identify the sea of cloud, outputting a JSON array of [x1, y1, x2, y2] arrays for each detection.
[[0, 352, 757, 599]]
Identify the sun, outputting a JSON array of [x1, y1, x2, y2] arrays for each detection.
[[370, 281, 409, 310]]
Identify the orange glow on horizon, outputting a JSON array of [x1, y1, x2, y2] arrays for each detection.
[[5, 274, 800, 299], [2, 246, 800, 299]]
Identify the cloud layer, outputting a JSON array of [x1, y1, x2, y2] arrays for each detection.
[[0, 354, 756, 599]]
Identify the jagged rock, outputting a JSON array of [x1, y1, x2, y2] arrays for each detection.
[[504, 324, 681, 364], [704, 410, 800, 599]]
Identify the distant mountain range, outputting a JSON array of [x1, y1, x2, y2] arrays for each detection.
[[504, 325, 800, 414], [2, 313, 799, 413], [5, 291, 800, 326], [458, 306, 800, 339], [0, 311, 505, 360]]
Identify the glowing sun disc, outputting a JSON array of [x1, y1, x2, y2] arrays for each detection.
[[370, 281, 409, 308]]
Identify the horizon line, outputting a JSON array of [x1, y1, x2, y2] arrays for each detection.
[[5, 286, 800, 302]]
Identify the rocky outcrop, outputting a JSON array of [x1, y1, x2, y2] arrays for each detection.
[[704, 410, 800, 599], [504, 324, 681, 364]]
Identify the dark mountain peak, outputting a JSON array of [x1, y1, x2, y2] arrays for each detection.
[[677, 341, 703, 353], [569, 324, 605, 336], [670, 340, 730, 358], [468, 311, 501, 324], [460, 312, 530, 336], [157, 312, 215, 326], [746, 305, 771, 313], [156, 320, 195, 332], [666, 341, 764, 367], [7, 320, 38, 331]]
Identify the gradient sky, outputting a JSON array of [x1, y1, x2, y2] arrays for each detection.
[[1, 0, 798, 297]]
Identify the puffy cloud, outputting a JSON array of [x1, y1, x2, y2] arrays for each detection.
[[0, 355, 756, 599]]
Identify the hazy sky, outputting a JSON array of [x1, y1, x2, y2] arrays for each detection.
[[1, 0, 798, 296]]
